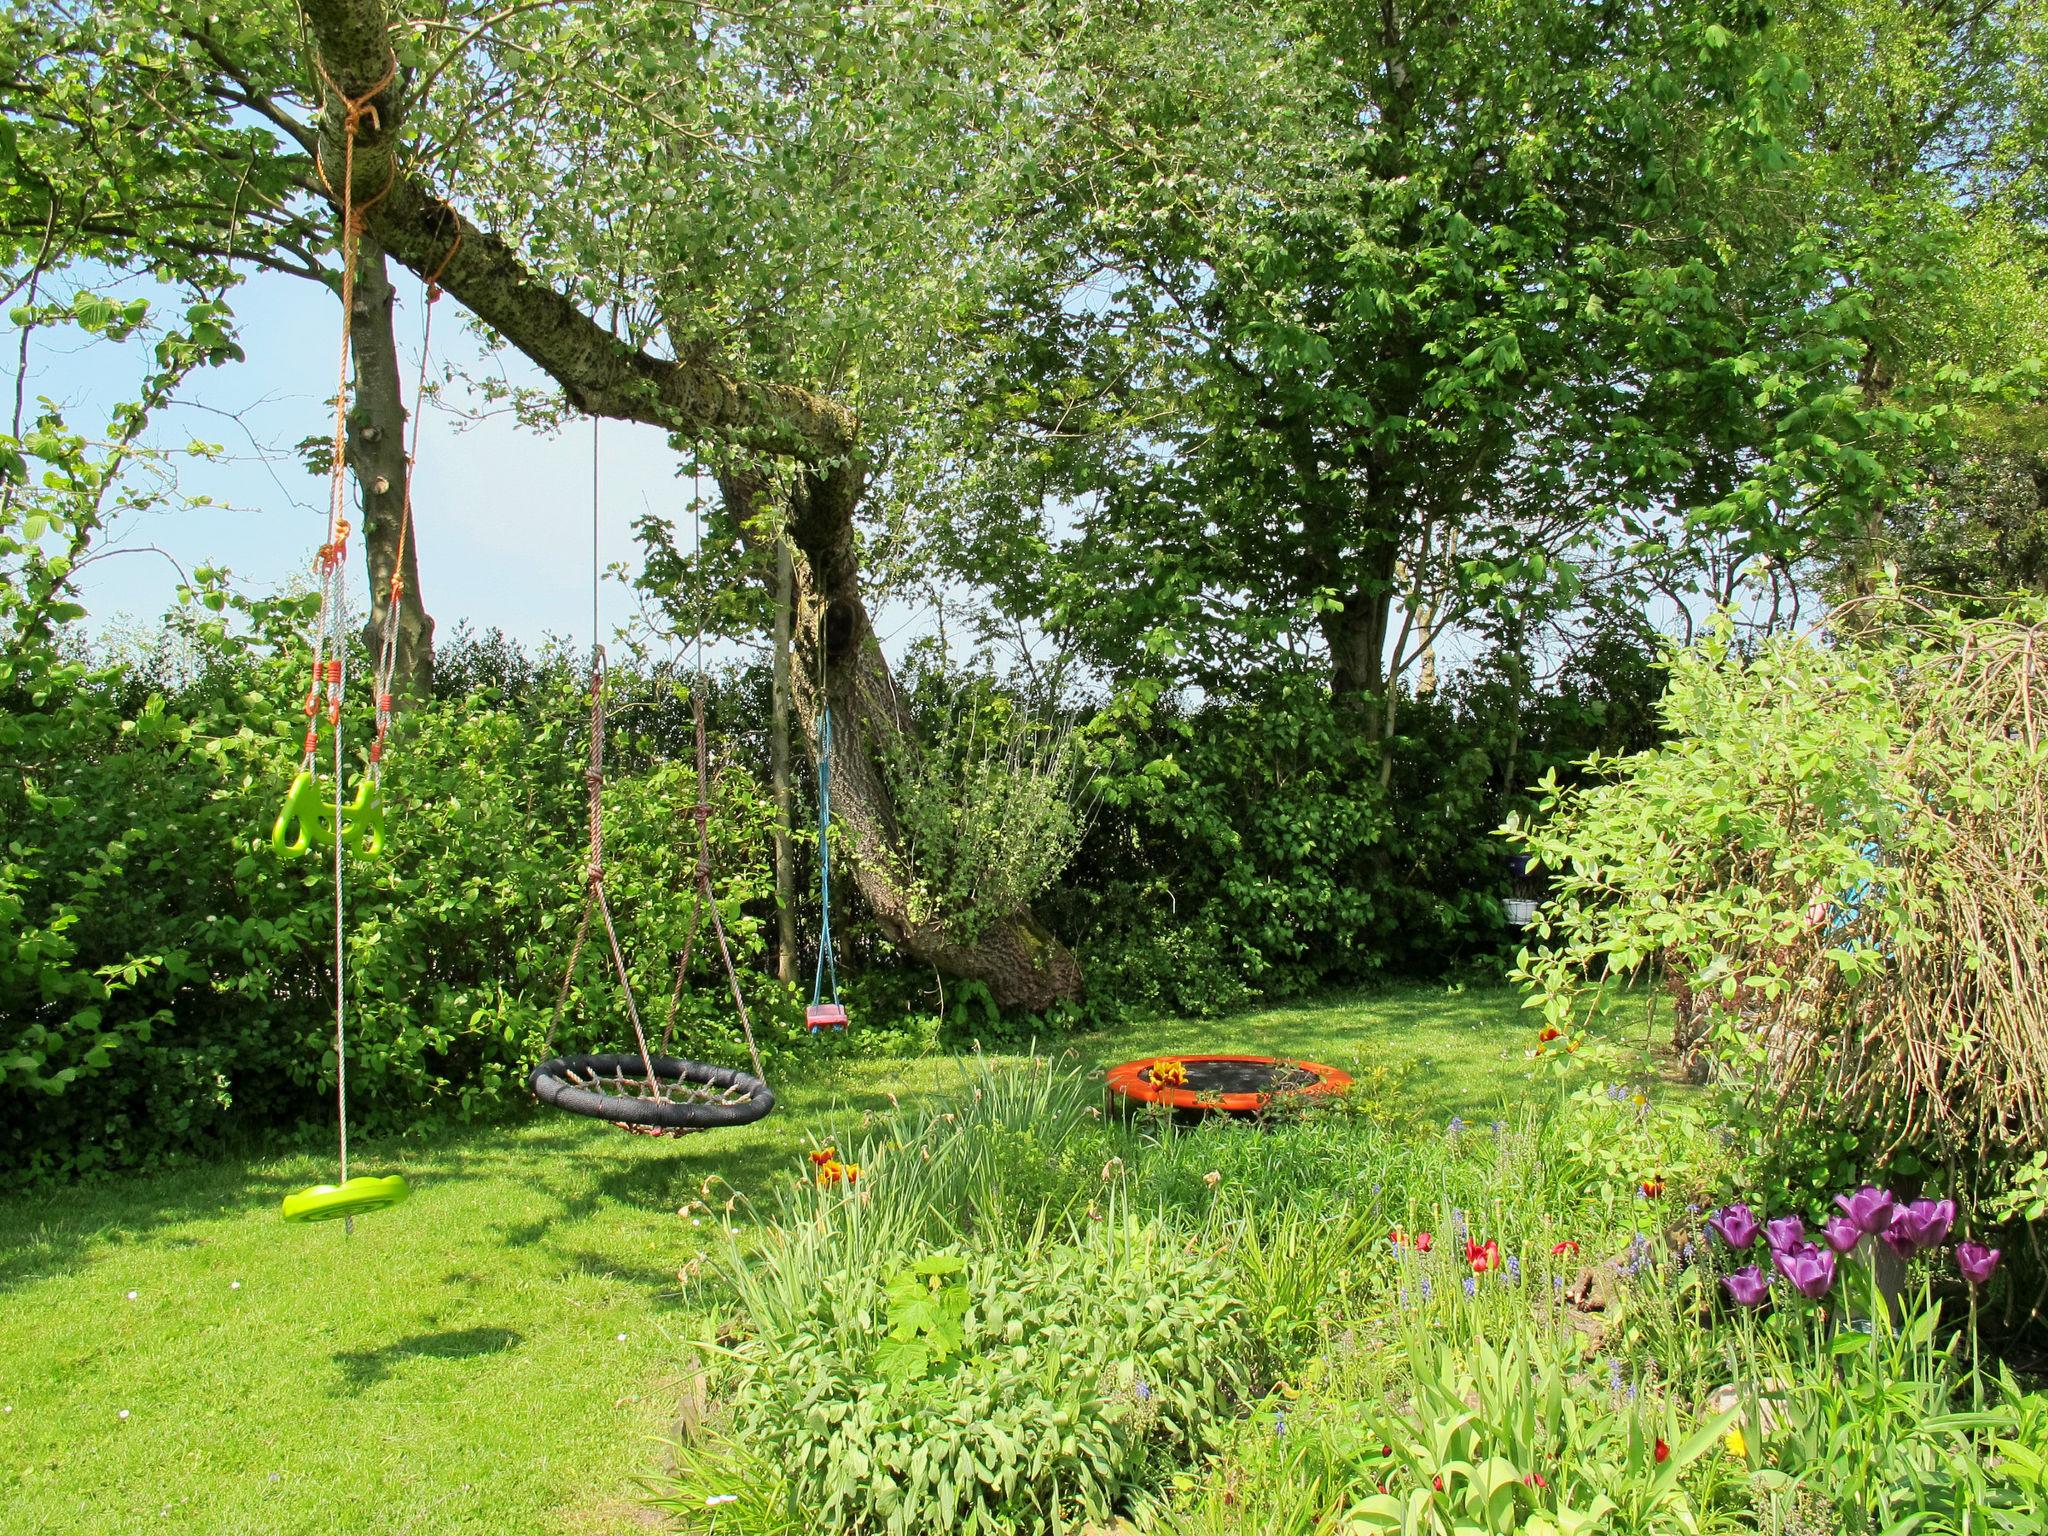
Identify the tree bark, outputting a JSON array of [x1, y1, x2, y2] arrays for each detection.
[[1318, 526, 1401, 720], [345, 238, 433, 694], [770, 528, 797, 985], [724, 463, 1083, 1011]]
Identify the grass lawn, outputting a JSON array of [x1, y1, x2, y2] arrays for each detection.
[[0, 983, 1679, 1535]]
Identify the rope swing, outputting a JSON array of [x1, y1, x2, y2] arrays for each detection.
[[806, 698, 848, 1033], [275, 54, 416, 1228], [528, 445, 773, 1136]]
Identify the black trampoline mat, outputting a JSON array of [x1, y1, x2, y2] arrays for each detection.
[[1147, 1059, 1318, 1094]]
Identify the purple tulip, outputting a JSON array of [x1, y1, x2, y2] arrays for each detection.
[[1883, 1198, 1956, 1257], [1707, 1202, 1761, 1250], [1834, 1186, 1897, 1236], [1903, 1198, 1955, 1248], [1955, 1242, 2001, 1287], [1722, 1265, 1771, 1307], [1772, 1241, 1837, 1300], [1765, 1215, 1807, 1254], [1821, 1216, 1863, 1255]]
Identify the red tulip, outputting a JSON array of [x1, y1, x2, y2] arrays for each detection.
[[1551, 1240, 1579, 1257], [1653, 1438, 1670, 1464], [1467, 1238, 1501, 1274], [1414, 1232, 1434, 1253]]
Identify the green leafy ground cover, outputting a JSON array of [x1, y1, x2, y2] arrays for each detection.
[[0, 984, 1617, 1536]]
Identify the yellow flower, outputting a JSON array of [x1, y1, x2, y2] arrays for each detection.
[[1724, 1427, 1748, 1459]]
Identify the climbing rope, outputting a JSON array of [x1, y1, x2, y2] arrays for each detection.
[[367, 213, 461, 784]]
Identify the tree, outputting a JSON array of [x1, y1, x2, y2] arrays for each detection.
[[0, 0, 440, 689], [10, 0, 1092, 1006], [1776, 0, 2048, 599], [937, 0, 1990, 724]]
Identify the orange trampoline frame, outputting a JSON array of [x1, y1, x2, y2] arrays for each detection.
[[1103, 1053, 1353, 1117]]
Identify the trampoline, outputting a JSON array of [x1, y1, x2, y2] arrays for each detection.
[[1104, 1054, 1352, 1119]]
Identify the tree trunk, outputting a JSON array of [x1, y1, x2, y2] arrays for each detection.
[[723, 463, 1083, 1011], [345, 238, 434, 695], [770, 527, 797, 986]]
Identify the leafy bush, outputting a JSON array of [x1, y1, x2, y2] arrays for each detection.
[[1058, 655, 1664, 1016], [1511, 597, 2048, 1211], [1, 590, 788, 1175], [885, 657, 1092, 945], [678, 1062, 1252, 1534]]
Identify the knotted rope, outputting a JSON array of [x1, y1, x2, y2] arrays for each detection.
[[658, 691, 766, 1086], [544, 647, 664, 1098], [301, 49, 397, 1217]]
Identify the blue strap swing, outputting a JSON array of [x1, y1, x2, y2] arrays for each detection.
[[806, 703, 849, 1033]]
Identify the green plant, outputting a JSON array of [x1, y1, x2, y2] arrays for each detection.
[[1343, 1326, 1737, 1535], [0, 590, 788, 1175], [1211, 1202, 1378, 1381], [874, 1252, 972, 1381], [1512, 596, 2048, 1194], [885, 656, 1093, 945], [690, 1212, 1250, 1535]]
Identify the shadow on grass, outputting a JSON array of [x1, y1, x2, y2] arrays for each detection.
[[332, 1325, 524, 1390], [0, 1155, 308, 1296], [1, 986, 1664, 1295]]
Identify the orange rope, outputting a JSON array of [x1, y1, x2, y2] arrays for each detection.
[[301, 48, 397, 1218]]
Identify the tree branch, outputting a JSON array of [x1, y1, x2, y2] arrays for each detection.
[[296, 0, 857, 463]]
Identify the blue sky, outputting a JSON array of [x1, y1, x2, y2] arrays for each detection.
[[38, 261, 692, 652]]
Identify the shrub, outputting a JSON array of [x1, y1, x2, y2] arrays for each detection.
[[885, 654, 1093, 946], [1057, 651, 1665, 1015], [1511, 596, 2048, 1203], [694, 1222, 1247, 1534], [0, 591, 787, 1175]]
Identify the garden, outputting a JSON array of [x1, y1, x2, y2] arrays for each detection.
[[5, 0, 2048, 1531]]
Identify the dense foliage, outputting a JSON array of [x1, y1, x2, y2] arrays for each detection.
[[3, 577, 1654, 1172], [1511, 598, 2048, 1266], [0, 592, 787, 1176], [656, 1052, 2046, 1533]]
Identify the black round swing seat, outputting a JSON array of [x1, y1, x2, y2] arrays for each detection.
[[529, 1052, 774, 1132]]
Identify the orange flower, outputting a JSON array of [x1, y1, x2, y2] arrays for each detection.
[[1538, 1026, 1563, 1043], [814, 1157, 859, 1187], [809, 1147, 837, 1167], [1151, 1057, 1190, 1087], [1639, 1176, 1666, 1199]]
